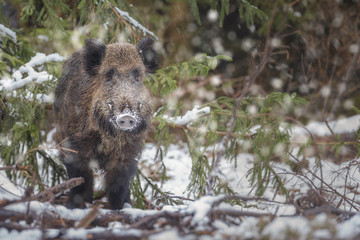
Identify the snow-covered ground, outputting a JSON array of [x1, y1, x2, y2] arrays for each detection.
[[0, 115, 360, 239]]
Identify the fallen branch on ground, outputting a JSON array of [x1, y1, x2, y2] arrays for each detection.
[[0, 177, 84, 209]]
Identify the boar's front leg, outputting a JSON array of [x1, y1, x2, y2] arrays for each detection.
[[61, 152, 94, 209], [105, 160, 137, 210]]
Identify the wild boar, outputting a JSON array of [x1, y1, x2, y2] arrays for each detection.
[[54, 38, 158, 209]]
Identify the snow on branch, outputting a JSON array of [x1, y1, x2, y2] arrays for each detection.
[[0, 24, 17, 42], [162, 105, 210, 126], [109, 3, 158, 40], [0, 53, 65, 92]]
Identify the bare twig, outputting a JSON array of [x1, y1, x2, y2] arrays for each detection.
[[34, 177, 84, 202], [288, 152, 360, 211], [130, 211, 187, 229], [325, 120, 336, 139], [75, 205, 100, 229], [0, 165, 29, 171]]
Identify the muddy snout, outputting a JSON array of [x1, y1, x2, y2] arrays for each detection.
[[116, 114, 136, 130]]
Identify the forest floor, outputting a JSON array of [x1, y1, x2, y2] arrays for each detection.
[[0, 115, 360, 239]]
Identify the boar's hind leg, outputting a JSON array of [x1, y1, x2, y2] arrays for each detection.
[[106, 161, 137, 210], [62, 154, 94, 209]]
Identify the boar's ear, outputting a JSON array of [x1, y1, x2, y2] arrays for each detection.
[[83, 39, 106, 76], [137, 38, 159, 73]]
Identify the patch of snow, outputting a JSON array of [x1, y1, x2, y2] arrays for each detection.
[[0, 171, 23, 199], [314, 229, 332, 239], [64, 228, 87, 239], [148, 229, 181, 240], [46, 128, 57, 143], [108, 221, 123, 228], [262, 216, 311, 240], [213, 217, 260, 239], [44, 229, 61, 238], [111, 228, 143, 237], [121, 208, 158, 221], [186, 195, 223, 226], [142, 143, 193, 196], [3, 200, 93, 222], [37, 35, 49, 42], [0, 228, 42, 240], [337, 214, 360, 239], [292, 114, 360, 139]]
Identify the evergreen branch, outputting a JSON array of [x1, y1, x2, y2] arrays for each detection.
[[238, 0, 268, 28], [146, 54, 232, 96], [219, 0, 230, 27], [107, 0, 158, 40], [188, 0, 201, 25], [152, 118, 253, 139]]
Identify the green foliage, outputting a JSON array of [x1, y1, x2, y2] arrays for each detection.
[[237, 0, 268, 28], [147, 48, 310, 201], [145, 54, 232, 96], [0, 33, 32, 74], [188, 0, 267, 28], [19, 0, 132, 30], [16, 0, 151, 44], [0, 47, 65, 189], [180, 92, 308, 198], [219, 0, 230, 27], [0, 31, 67, 188], [188, 0, 201, 25], [3, 0, 358, 213], [20, 0, 70, 31]]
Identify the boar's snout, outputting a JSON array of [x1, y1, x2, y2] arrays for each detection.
[[116, 115, 136, 130], [110, 107, 143, 132]]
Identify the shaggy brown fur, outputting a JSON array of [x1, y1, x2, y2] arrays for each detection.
[[54, 38, 158, 209]]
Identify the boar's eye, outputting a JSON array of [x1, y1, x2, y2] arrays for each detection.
[[105, 68, 115, 82], [132, 68, 140, 82]]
